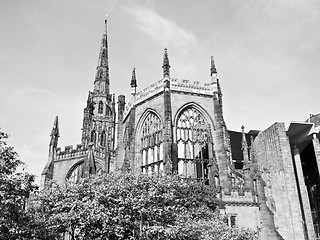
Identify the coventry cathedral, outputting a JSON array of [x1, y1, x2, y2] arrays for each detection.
[[41, 17, 320, 240]]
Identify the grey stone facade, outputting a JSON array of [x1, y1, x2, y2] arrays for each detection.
[[41, 17, 320, 239]]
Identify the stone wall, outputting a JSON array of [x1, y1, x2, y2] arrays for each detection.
[[253, 123, 305, 239], [225, 205, 259, 229], [52, 149, 106, 186]]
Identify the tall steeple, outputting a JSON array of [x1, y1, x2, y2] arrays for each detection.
[[162, 48, 171, 78], [130, 68, 137, 95], [81, 15, 116, 154], [94, 15, 110, 94]]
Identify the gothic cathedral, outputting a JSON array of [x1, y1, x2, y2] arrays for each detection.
[[41, 17, 320, 240]]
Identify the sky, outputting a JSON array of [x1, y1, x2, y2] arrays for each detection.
[[1, 0, 320, 183]]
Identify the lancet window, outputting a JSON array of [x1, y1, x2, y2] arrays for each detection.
[[91, 130, 96, 143], [176, 107, 212, 179], [98, 101, 103, 114], [100, 131, 106, 146], [140, 112, 163, 174]]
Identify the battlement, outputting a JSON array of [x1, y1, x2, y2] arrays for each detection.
[[124, 78, 217, 118], [222, 188, 255, 204], [55, 144, 105, 160], [135, 79, 164, 105], [170, 78, 216, 95]]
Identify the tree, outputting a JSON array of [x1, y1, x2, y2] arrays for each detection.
[[30, 173, 258, 240], [0, 130, 38, 239]]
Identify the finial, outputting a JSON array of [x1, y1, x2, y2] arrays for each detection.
[[51, 116, 60, 137], [210, 56, 217, 76], [130, 68, 137, 88], [241, 125, 247, 149], [104, 14, 109, 27], [162, 48, 171, 78]]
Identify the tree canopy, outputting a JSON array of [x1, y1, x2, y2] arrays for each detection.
[[0, 130, 38, 239], [29, 174, 258, 240]]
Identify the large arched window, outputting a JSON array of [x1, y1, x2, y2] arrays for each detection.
[[98, 101, 103, 114], [66, 160, 104, 185], [176, 107, 212, 179], [140, 111, 163, 174]]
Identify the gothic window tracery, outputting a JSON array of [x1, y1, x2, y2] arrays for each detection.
[[176, 107, 212, 179], [98, 101, 103, 114], [140, 112, 163, 174], [66, 161, 103, 185]]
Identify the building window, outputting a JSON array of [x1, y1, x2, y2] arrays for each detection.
[[98, 101, 103, 114], [66, 161, 104, 185], [176, 107, 212, 179], [66, 162, 83, 184], [101, 131, 106, 146], [230, 215, 237, 227], [140, 112, 163, 174], [91, 130, 96, 143]]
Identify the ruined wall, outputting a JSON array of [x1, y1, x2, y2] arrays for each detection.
[[252, 123, 305, 240]]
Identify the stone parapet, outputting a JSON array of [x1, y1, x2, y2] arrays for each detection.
[[124, 78, 216, 121], [222, 188, 254, 203], [170, 78, 216, 96], [135, 79, 164, 105], [56, 144, 105, 161], [132, 78, 216, 109]]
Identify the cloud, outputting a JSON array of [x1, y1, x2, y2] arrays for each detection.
[[8, 86, 59, 102], [126, 5, 198, 53]]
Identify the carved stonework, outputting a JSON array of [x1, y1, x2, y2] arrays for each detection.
[[176, 107, 211, 145]]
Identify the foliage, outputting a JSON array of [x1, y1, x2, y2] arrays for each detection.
[[29, 173, 258, 240], [0, 129, 258, 239], [0, 130, 38, 239]]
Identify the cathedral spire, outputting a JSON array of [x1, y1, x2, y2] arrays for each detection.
[[94, 15, 110, 93], [162, 48, 171, 78], [210, 56, 217, 76], [97, 15, 109, 69]]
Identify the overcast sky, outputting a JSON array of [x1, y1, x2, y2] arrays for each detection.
[[1, 0, 320, 183]]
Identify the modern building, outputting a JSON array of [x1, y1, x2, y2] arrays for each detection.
[[41, 17, 320, 240]]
